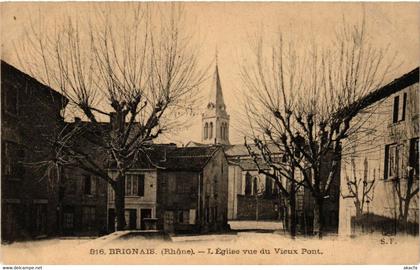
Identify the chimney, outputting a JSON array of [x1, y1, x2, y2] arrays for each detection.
[[109, 112, 122, 131], [74, 117, 81, 124], [161, 147, 167, 162]]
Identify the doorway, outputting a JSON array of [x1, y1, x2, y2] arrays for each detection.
[[108, 209, 115, 232], [126, 209, 137, 230], [140, 208, 152, 230]]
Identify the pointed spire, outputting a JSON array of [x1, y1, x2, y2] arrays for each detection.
[[208, 54, 225, 111], [215, 46, 218, 66]]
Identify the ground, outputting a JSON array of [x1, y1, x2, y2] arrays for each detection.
[[2, 223, 419, 265], [228, 220, 283, 231]]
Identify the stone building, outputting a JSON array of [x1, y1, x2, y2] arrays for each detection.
[[107, 145, 163, 232], [59, 119, 109, 236], [339, 67, 419, 236], [157, 146, 229, 233], [1, 60, 68, 242], [106, 145, 229, 234]]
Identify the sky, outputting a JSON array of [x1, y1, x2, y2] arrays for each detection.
[[1, 2, 419, 145]]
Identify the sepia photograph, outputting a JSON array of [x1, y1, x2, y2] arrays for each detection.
[[0, 1, 419, 266]]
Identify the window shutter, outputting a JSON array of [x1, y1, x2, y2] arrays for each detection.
[[125, 175, 131, 196], [137, 174, 145, 197], [189, 209, 196, 224], [401, 93, 407, 121], [393, 96, 399, 123], [384, 145, 389, 179], [91, 176, 96, 195]]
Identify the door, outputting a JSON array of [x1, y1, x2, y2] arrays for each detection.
[[108, 209, 115, 232], [63, 206, 75, 235], [164, 211, 174, 232], [128, 209, 137, 230], [140, 209, 152, 230]]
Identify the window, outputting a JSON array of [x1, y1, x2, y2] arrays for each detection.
[[34, 203, 47, 235], [205, 179, 212, 196], [167, 174, 176, 193], [209, 122, 213, 139], [245, 172, 252, 196], [204, 123, 209, 139], [138, 175, 145, 196], [265, 176, 273, 197], [253, 177, 259, 195], [81, 206, 96, 230], [213, 176, 218, 197], [392, 93, 407, 123], [177, 177, 190, 194], [63, 212, 74, 229], [384, 144, 403, 179], [409, 138, 419, 178], [3, 141, 25, 179], [205, 207, 210, 223], [178, 210, 189, 224], [66, 179, 77, 195], [189, 209, 196, 225], [125, 174, 145, 196], [83, 175, 95, 195]]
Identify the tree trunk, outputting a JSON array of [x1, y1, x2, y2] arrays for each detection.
[[354, 201, 362, 219], [283, 204, 289, 233], [114, 175, 126, 231], [313, 197, 325, 238], [289, 191, 297, 238], [401, 198, 410, 233], [255, 196, 259, 221]]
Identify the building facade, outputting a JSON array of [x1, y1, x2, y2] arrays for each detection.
[[339, 68, 419, 236], [107, 169, 158, 231], [106, 145, 229, 234], [225, 145, 280, 221], [157, 146, 229, 233], [1, 60, 68, 242]]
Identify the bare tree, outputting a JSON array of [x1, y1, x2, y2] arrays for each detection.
[[390, 139, 419, 233], [341, 157, 375, 218], [245, 139, 304, 237], [15, 3, 206, 230], [241, 18, 397, 237]]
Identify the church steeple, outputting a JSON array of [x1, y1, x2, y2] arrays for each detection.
[[202, 62, 230, 145], [208, 64, 226, 112]]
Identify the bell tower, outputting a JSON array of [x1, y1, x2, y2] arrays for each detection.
[[202, 63, 230, 145]]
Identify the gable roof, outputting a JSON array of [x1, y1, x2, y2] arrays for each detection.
[[161, 146, 222, 171], [224, 143, 283, 158], [1, 60, 68, 105], [228, 157, 271, 171], [334, 67, 419, 120]]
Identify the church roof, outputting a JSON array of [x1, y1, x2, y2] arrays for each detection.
[[160, 146, 222, 171], [207, 64, 226, 109], [224, 143, 283, 157], [123, 145, 223, 171]]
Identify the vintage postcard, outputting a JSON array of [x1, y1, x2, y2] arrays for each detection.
[[0, 1, 419, 266]]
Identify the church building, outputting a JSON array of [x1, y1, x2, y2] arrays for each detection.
[[187, 63, 280, 221]]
